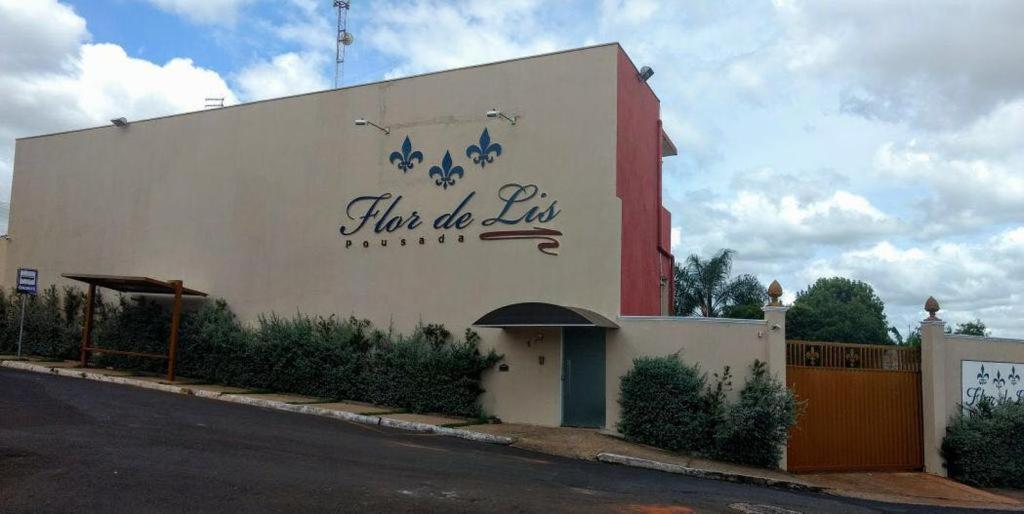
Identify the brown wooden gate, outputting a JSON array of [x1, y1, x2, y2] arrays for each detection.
[[786, 340, 923, 473]]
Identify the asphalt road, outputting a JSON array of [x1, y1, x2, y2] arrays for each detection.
[[0, 369, 991, 513]]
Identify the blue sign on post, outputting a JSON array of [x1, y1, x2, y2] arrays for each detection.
[[15, 268, 37, 358], [17, 268, 38, 295]]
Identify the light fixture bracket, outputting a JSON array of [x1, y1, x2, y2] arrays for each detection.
[[354, 118, 390, 135]]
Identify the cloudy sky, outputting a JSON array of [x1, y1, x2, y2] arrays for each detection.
[[1, 0, 1022, 336]]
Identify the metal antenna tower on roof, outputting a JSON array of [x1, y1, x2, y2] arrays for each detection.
[[334, 1, 354, 88]]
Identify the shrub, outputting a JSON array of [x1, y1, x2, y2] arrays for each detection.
[[93, 295, 172, 372], [366, 327, 501, 417], [0, 284, 502, 418], [713, 360, 799, 468], [703, 365, 733, 442], [942, 398, 1024, 488], [0, 286, 81, 359], [618, 354, 711, 452], [36, 292, 502, 418]]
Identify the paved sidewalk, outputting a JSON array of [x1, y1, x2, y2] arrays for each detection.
[[467, 423, 811, 486], [805, 472, 1024, 511], [467, 423, 1024, 511]]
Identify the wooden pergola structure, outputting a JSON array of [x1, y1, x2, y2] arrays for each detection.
[[63, 274, 208, 382]]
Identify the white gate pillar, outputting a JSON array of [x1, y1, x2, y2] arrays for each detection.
[[763, 279, 789, 470], [920, 296, 948, 476]]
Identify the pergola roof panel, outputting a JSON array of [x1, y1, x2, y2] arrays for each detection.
[[61, 273, 207, 296]]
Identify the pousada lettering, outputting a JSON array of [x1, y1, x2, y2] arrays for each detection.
[[339, 182, 561, 251]]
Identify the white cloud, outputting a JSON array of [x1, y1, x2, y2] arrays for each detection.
[[775, 0, 1024, 129], [361, 0, 562, 79], [673, 166, 901, 265], [875, 100, 1024, 236], [0, 0, 86, 74], [66, 44, 237, 121], [803, 227, 1024, 336], [0, 0, 238, 229], [236, 52, 328, 101], [144, 0, 257, 26], [600, 0, 659, 26]]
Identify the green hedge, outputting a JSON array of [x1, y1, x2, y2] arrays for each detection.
[[1, 287, 502, 418], [618, 355, 799, 468], [618, 355, 710, 452], [713, 360, 798, 467], [0, 286, 83, 359], [942, 399, 1024, 488]]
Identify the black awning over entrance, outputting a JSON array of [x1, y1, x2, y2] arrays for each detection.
[[472, 302, 618, 329]]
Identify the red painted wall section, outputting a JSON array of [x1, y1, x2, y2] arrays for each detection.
[[659, 206, 672, 252], [617, 48, 675, 315], [659, 206, 675, 314]]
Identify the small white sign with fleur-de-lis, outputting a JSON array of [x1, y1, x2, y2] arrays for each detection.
[[962, 360, 1024, 411]]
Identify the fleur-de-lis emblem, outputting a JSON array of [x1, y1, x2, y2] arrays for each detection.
[[993, 370, 1006, 389], [429, 150, 464, 189], [465, 128, 502, 167], [389, 136, 424, 172], [977, 365, 990, 385], [845, 348, 861, 368], [1010, 366, 1020, 386], [803, 347, 821, 366]]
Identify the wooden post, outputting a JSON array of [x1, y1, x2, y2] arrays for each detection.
[[166, 280, 184, 382], [80, 284, 96, 368]]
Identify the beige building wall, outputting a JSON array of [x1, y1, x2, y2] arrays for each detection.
[[941, 335, 1024, 412], [477, 315, 782, 430], [6, 45, 633, 426], [6, 45, 621, 332], [4, 40, 792, 439], [478, 327, 564, 426], [921, 322, 1024, 475]]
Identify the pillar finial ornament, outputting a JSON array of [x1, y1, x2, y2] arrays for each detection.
[[924, 296, 941, 321], [767, 280, 783, 306]]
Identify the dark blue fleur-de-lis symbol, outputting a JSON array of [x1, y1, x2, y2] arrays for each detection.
[[1010, 366, 1020, 386], [389, 136, 423, 172], [429, 150, 464, 189], [978, 365, 990, 384], [993, 370, 1006, 389], [465, 128, 502, 167]]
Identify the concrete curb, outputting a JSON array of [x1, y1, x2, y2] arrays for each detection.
[[0, 360, 514, 446], [596, 453, 824, 493]]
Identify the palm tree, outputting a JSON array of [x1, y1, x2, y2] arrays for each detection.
[[674, 249, 767, 318]]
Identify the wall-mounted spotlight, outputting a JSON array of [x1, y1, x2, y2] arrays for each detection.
[[638, 66, 654, 83], [354, 118, 389, 135], [486, 108, 517, 125], [111, 117, 129, 127]]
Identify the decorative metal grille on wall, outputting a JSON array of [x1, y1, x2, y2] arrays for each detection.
[[786, 340, 920, 372]]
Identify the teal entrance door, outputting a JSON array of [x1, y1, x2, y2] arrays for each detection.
[[561, 327, 606, 428]]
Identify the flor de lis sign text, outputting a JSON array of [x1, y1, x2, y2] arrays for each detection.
[[339, 126, 564, 255], [961, 360, 1024, 410]]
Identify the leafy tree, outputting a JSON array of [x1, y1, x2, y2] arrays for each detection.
[[888, 326, 923, 347], [888, 326, 904, 345], [674, 249, 767, 319], [904, 329, 922, 347], [787, 277, 892, 344], [953, 319, 989, 337]]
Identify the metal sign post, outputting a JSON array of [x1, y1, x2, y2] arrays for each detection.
[[16, 268, 38, 358]]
